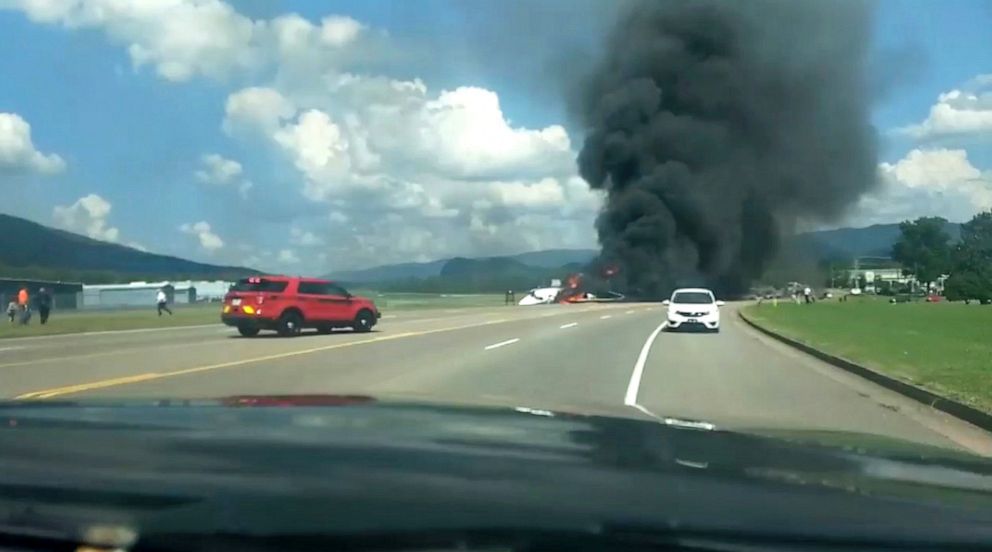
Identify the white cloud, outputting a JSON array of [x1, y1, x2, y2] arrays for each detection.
[[195, 153, 242, 184], [9, 0, 262, 82], [414, 86, 572, 179], [329, 79, 573, 181], [320, 15, 364, 46], [53, 194, 120, 242], [253, 76, 574, 190], [237, 74, 593, 212], [898, 75, 992, 139], [490, 177, 566, 209], [273, 109, 352, 200], [4, 1, 371, 83], [289, 226, 323, 246], [880, 148, 982, 189], [6, 1, 601, 269], [179, 220, 224, 251], [223, 86, 296, 135], [277, 248, 300, 264], [233, 75, 600, 268], [849, 148, 992, 224], [0, 112, 65, 174]]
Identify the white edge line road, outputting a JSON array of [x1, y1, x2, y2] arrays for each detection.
[[624, 321, 668, 421], [559, 322, 578, 329], [600, 315, 612, 320], [484, 338, 520, 351]]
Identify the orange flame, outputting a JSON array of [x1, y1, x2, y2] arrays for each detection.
[[559, 273, 586, 303]]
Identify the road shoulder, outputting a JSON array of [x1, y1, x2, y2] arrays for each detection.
[[738, 306, 992, 454]]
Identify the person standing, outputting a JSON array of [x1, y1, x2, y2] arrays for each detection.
[[803, 286, 812, 304], [36, 287, 52, 325], [17, 287, 30, 325], [156, 288, 172, 316]]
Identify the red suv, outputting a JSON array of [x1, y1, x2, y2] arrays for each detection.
[[222, 276, 380, 337]]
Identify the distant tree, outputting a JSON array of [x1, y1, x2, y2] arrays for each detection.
[[891, 216, 952, 286], [945, 211, 992, 304]]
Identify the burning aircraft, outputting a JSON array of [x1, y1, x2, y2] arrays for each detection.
[[518, 266, 624, 306], [517, 286, 564, 306]]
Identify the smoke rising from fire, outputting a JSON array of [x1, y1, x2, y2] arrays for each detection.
[[575, 0, 878, 297]]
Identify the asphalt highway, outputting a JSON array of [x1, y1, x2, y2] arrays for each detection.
[[4, 302, 991, 455]]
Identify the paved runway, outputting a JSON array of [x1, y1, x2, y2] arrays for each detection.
[[4, 302, 991, 455]]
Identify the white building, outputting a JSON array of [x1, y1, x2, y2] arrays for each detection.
[[81, 281, 195, 309], [80, 280, 233, 308], [847, 267, 908, 285], [82, 281, 169, 309], [171, 280, 233, 302]]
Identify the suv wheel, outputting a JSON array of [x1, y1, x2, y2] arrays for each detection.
[[278, 311, 303, 337], [352, 310, 374, 333], [237, 325, 260, 337]]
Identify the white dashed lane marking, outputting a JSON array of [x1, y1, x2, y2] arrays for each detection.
[[484, 338, 520, 351]]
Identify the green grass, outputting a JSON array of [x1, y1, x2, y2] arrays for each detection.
[[0, 303, 222, 338], [361, 292, 506, 310], [742, 299, 992, 412], [0, 292, 508, 339]]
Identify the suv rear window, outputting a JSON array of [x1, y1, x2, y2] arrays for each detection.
[[231, 278, 288, 293]]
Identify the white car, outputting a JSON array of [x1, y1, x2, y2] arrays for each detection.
[[663, 288, 724, 332]]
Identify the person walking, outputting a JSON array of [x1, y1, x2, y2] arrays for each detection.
[[17, 287, 30, 325], [6, 296, 17, 324], [156, 288, 172, 316], [36, 287, 52, 325], [803, 286, 813, 304]]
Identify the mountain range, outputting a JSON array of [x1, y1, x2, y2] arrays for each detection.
[[327, 249, 598, 283], [790, 221, 961, 260], [0, 212, 962, 288], [0, 214, 256, 283], [328, 222, 962, 286]]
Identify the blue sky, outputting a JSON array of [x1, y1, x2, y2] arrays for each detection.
[[0, 0, 989, 274], [872, 0, 991, 158]]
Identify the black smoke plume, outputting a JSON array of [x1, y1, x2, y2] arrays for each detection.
[[575, 0, 878, 297]]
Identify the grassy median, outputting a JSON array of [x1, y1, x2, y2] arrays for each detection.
[[363, 292, 506, 310], [742, 299, 992, 412], [0, 303, 221, 338], [0, 292, 507, 339]]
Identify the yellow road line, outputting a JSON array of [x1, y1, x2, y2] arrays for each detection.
[[14, 305, 657, 400], [13, 318, 508, 400], [19, 373, 163, 399], [0, 311, 507, 371], [0, 340, 226, 371]]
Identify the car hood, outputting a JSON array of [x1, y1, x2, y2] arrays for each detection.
[[0, 396, 991, 548]]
